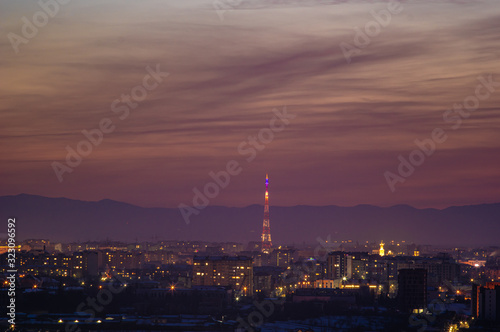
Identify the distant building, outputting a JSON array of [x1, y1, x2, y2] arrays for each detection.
[[314, 279, 338, 289], [72, 251, 100, 278], [24, 239, 50, 251], [247, 241, 261, 252], [239, 250, 264, 267], [254, 266, 282, 295], [398, 268, 427, 313], [101, 250, 143, 270], [347, 252, 369, 280], [204, 246, 223, 255], [192, 255, 253, 295], [398, 253, 460, 285], [472, 282, 500, 322], [368, 255, 388, 282], [254, 271, 272, 295], [1, 250, 71, 277], [143, 250, 177, 265], [271, 249, 294, 268], [220, 242, 244, 254], [327, 251, 348, 280]]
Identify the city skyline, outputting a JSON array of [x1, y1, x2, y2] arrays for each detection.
[[2, 0, 500, 329], [2, 193, 500, 246]]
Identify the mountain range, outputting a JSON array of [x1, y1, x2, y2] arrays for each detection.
[[1, 194, 499, 246]]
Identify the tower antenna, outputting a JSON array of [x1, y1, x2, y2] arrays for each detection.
[[261, 174, 272, 254]]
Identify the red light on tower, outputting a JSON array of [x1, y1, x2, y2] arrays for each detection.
[[261, 174, 272, 254]]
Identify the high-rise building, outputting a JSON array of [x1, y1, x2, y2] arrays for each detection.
[[397, 268, 427, 313], [193, 256, 253, 295], [271, 249, 294, 268], [261, 174, 272, 254], [472, 282, 500, 322], [327, 251, 348, 280]]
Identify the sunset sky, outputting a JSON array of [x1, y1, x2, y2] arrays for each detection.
[[1, 0, 499, 209]]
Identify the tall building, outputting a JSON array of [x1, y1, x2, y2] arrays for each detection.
[[472, 282, 500, 322], [192, 256, 253, 295], [271, 249, 294, 268], [397, 268, 427, 313], [261, 174, 272, 254], [327, 251, 348, 280]]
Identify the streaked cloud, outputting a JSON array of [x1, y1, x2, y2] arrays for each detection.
[[0, 0, 499, 208]]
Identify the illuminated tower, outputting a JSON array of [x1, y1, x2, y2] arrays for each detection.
[[261, 174, 272, 254], [379, 241, 385, 257]]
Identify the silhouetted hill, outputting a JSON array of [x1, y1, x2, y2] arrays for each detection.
[[1, 194, 499, 246]]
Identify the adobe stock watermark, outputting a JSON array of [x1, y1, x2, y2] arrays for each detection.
[[339, 0, 403, 64], [236, 234, 336, 331], [385, 74, 500, 192], [7, 0, 72, 54], [51, 64, 169, 183], [212, 0, 244, 21], [65, 274, 127, 332], [178, 106, 296, 225]]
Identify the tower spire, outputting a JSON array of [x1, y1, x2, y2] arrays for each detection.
[[262, 174, 272, 254], [379, 241, 385, 257]]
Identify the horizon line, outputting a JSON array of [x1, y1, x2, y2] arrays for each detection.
[[2, 193, 499, 211]]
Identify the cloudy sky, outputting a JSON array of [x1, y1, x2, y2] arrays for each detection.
[[1, 0, 499, 209]]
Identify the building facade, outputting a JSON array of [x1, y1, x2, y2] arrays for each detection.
[[193, 256, 253, 295], [397, 268, 427, 313]]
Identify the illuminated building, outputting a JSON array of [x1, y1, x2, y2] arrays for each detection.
[[143, 251, 177, 265], [1, 251, 71, 277], [347, 252, 369, 280], [271, 249, 294, 268], [327, 251, 348, 280], [368, 255, 388, 282], [193, 256, 253, 295], [102, 250, 143, 270], [261, 174, 272, 254], [72, 251, 100, 278], [314, 279, 338, 288]]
